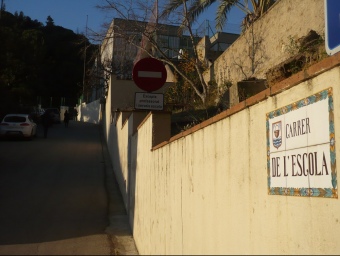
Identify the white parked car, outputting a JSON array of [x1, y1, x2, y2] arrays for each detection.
[[0, 114, 37, 139]]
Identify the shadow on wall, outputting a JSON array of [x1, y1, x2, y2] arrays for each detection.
[[104, 110, 151, 233]]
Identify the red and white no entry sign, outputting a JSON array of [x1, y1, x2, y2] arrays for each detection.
[[132, 57, 167, 92]]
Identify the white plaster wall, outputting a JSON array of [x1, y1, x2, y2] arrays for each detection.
[[78, 99, 101, 124], [132, 115, 153, 253], [104, 78, 112, 141], [103, 81, 131, 210], [112, 112, 129, 207], [101, 0, 340, 253], [128, 66, 340, 255], [110, 76, 171, 111]]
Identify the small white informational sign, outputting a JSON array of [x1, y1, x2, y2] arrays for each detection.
[[134, 92, 164, 111], [266, 88, 337, 198]]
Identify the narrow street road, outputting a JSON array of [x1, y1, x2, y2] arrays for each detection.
[[0, 120, 138, 255]]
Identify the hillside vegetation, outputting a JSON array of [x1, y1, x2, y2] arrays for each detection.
[[0, 11, 95, 119]]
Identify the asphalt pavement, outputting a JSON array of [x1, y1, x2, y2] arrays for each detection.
[[0, 120, 138, 255]]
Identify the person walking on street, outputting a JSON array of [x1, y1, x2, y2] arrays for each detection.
[[41, 110, 52, 138], [64, 110, 70, 128], [74, 109, 78, 121]]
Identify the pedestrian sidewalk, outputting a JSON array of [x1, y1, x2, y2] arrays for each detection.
[[100, 127, 139, 255]]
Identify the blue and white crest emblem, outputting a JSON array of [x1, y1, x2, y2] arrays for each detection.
[[272, 121, 282, 149]]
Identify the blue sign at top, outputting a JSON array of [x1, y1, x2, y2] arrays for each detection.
[[325, 0, 340, 55]]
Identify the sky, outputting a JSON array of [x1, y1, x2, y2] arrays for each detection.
[[4, 0, 245, 36], [4, 0, 109, 34]]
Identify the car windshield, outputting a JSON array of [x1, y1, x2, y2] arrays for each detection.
[[4, 116, 26, 123]]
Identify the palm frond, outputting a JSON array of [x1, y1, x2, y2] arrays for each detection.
[[215, 0, 239, 32], [187, 0, 218, 22], [161, 0, 190, 18]]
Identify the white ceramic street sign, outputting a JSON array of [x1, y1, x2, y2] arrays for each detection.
[[266, 88, 337, 198]]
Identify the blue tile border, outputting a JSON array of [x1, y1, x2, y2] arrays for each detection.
[[266, 88, 337, 198]]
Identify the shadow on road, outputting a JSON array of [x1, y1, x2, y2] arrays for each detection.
[[0, 121, 130, 249]]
